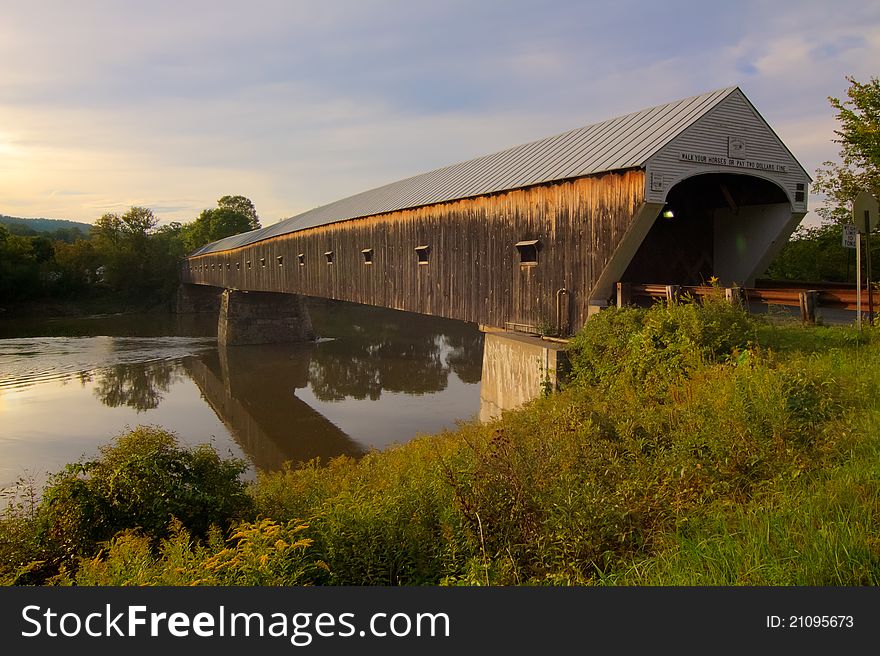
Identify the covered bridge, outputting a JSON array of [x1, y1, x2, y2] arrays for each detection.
[[182, 86, 810, 336]]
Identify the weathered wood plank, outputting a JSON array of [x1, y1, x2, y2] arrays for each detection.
[[182, 170, 646, 334]]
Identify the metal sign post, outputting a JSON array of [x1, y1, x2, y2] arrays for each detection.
[[857, 232, 862, 330], [868, 225, 875, 325]]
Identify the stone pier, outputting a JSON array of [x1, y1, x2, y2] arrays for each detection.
[[174, 283, 222, 314], [479, 329, 569, 422], [218, 290, 315, 346]]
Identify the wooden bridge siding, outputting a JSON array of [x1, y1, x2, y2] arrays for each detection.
[[183, 170, 645, 332]]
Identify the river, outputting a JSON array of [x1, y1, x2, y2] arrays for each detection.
[[0, 299, 484, 495]]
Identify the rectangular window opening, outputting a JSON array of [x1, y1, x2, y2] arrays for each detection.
[[277, 255, 284, 266], [516, 239, 540, 266], [236, 262, 241, 271], [260, 257, 266, 267], [247, 260, 252, 269], [415, 245, 430, 265], [298, 253, 305, 266], [325, 250, 334, 264], [361, 248, 374, 264]]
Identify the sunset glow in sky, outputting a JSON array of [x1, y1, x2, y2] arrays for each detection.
[[2, 0, 878, 226]]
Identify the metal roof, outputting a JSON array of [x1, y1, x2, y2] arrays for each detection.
[[192, 87, 737, 255]]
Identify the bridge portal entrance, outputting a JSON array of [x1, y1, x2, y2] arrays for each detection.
[[620, 173, 793, 288]]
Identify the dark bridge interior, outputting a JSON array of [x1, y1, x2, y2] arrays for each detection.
[[621, 173, 790, 286]]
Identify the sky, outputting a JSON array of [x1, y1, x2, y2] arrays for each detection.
[[1, 0, 878, 227]]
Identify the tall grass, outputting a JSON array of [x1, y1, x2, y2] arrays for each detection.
[[3, 296, 879, 585], [605, 412, 880, 585]]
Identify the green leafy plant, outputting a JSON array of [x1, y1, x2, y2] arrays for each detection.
[[32, 426, 252, 575], [69, 518, 319, 586]]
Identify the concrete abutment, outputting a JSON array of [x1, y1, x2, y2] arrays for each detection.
[[479, 329, 569, 422], [218, 289, 315, 346]]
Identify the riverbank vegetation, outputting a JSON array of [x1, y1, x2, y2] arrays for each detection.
[[2, 294, 878, 586], [0, 195, 260, 311]]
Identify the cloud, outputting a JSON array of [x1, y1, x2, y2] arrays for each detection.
[[1, 1, 879, 225]]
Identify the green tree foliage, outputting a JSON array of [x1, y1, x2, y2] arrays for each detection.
[[813, 76, 880, 223], [0, 215, 91, 240], [767, 76, 879, 281], [0, 225, 39, 300], [218, 194, 260, 230], [185, 208, 251, 252], [0, 225, 91, 299], [37, 427, 251, 565], [52, 239, 100, 292], [149, 221, 189, 297], [763, 222, 862, 282], [0, 195, 257, 307], [74, 206, 187, 300], [183, 195, 261, 253], [90, 207, 160, 293], [28, 235, 55, 265], [48, 227, 86, 243], [2, 223, 38, 237]]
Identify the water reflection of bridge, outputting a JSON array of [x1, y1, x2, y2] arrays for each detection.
[[86, 299, 553, 471], [183, 301, 487, 472], [183, 344, 365, 471]]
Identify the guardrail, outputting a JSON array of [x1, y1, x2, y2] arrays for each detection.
[[617, 282, 873, 324]]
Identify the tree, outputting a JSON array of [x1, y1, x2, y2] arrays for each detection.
[[217, 195, 260, 231], [28, 235, 54, 264], [183, 196, 260, 252], [767, 77, 879, 281], [90, 207, 161, 294], [0, 225, 39, 301], [92, 212, 124, 250], [53, 239, 100, 291], [813, 76, 880, 223], [764, 222, 853, 282], [119, 205, 158, 239], [148, 221, 188, 298]]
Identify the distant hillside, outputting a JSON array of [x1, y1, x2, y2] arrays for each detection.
[[0, 215, 91, 240]]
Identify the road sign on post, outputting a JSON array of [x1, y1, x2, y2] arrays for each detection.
[[843, 224, 857, 249], [853, 191, 879, 327], [853, 191, 879, 233]]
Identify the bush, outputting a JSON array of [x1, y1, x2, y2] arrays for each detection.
[[37, 426, 252, 566], [0, 477, 45, 585], [567, 293, 755, 390]]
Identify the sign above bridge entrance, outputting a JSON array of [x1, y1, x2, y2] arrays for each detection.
[[678, 151, 788, 174]]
